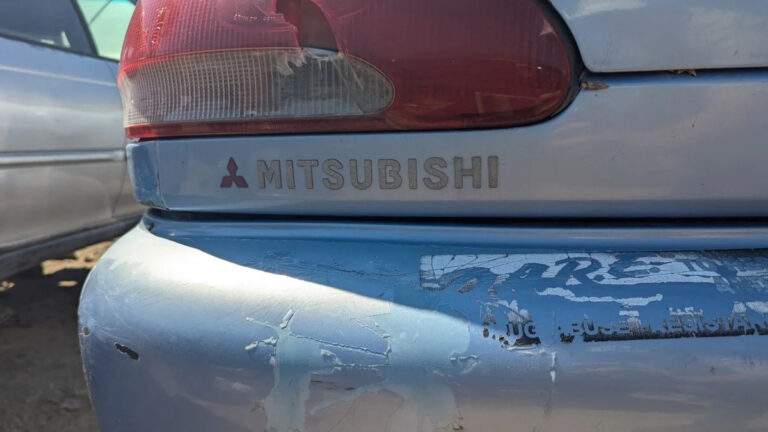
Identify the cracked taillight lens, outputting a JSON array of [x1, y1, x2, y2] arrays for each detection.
[[119, 0, 575, 139]]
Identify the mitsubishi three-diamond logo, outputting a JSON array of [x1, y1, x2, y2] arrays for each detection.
[[220, 157, 249, 188]]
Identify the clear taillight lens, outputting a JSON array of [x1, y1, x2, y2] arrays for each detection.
[[119, 0, 576, 139]]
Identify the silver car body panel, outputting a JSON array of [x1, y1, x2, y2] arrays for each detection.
[[0, 163, 126, 249], [0, 38, 122, 153], [80, 215, 768, 432], [130, 70, 768, 218], [551, 0, 768, 72], [0, 37, 143, 250]]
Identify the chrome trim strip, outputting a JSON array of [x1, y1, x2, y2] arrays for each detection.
[[0, 64, 117, 87], [0, 150, 126, 168]]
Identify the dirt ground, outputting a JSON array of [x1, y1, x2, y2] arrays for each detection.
[[0, 242, 113, 432]]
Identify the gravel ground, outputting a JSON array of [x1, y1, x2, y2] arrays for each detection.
[[0, 242, 112, 432]]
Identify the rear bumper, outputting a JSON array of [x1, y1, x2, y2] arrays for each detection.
[[80, 214, 768, 432]]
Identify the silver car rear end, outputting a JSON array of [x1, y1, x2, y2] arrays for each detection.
[[80, 0, 768, 430]]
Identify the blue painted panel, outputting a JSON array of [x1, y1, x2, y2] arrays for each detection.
[[79, 217, 768, 431]]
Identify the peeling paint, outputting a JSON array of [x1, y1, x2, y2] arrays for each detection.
[[733, 302, 748, 314], [669, 307, 704, 317], [537, 287, 663, 307], [421, 253, 768, 292], [79, 225, 768, 431], [421, 252, 768, 347], [747, 301, 768, 314], [244, 341, 260, 351], [242, 279, 471, 432], [279, 309, 294, 329], [126, 143, 167, 210]]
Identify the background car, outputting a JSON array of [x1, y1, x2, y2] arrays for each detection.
[[0, 0, 143, 280]]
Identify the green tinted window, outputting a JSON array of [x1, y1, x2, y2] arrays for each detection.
[[77, 0, 136, 61]]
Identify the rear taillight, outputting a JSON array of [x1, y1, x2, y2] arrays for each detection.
[[119, 0, 575, 139]]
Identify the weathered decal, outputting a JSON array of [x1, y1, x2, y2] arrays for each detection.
[[420, 252, 768, 347], [558, 305, 768, 344]]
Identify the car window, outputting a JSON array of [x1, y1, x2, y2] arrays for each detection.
[[76, 0, 136, 61], [0, 0, 93, 54]]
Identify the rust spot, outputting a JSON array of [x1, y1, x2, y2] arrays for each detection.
[[581, 80, 609, 91]]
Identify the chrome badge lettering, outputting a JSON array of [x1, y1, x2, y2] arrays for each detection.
[[220, 156, 500, 190]]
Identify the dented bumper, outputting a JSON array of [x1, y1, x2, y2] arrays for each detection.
[[79, 214, 768, 432]]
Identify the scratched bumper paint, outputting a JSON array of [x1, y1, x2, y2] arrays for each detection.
[[79, 215, 768, 432]]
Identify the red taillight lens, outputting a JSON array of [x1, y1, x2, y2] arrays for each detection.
[[119, 0, 575, 139]]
